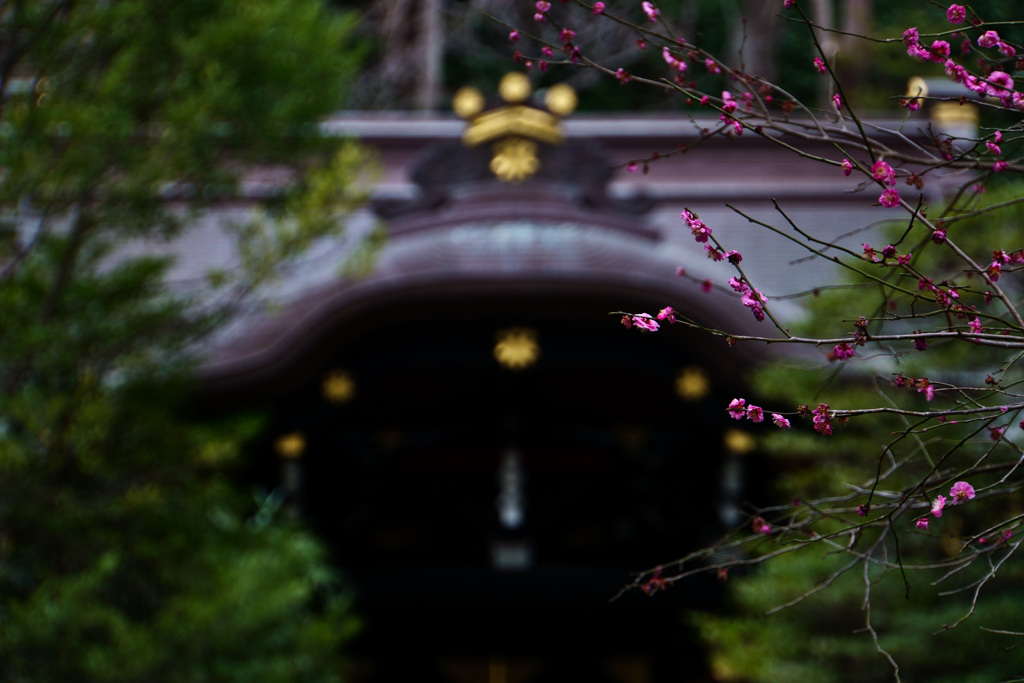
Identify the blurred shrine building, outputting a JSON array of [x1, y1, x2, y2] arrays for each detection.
[[185, 74, 968, 683]]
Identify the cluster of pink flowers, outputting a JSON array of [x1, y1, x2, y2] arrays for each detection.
[[534, 0, 550, 22], [726, 398, 791, 429], [833, 342, 855, 361], [622, 307, 678, 333], [894, 373, 936, 401], [988, 247, 1024, 280], [662, 47, 686, 72], [861, 242, 915, 266], [812, 403, 832, 436], [621, 313, 659, 331], [922, 481, 976, 528], [682, 209, 711, 243], [741, 288, 767, 322]]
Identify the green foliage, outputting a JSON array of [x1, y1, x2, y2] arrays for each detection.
[[0, 0, 365, 679]]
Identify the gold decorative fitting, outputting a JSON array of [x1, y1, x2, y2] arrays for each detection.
[[490, 138, 539, 183], [498, 72, 532, 103], [452, 86, 485, 118], [463, 105, 563, 147], [545, 83, 577, 116], [675, 366, 710, 401], [494, 327, 540, 370], [322, 369, 356, 403], [275, 432, 306, 459], [453, 71, 576, 183], [723, 429, 756, 455]]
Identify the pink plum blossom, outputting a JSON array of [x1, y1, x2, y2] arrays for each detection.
[[741, 289, 767, 322], [746, 405, 764, 423], [929, 40, 951, 62], [931, 495, 947, 518], [662, 47, 686, 72], [841, 159, 853, 176], [727, 398, 747, 420], [772, 413, 791, 429], [985, 71, 1014, 96], [812, 403, 832, 436], [641, 1, 660, 21], [593, 1, 605, 13], [949, 481, 975, 504], [995, 160, 1009, 172], [871, 160, 896, 185], [879, 188, 901, 208], [833, 343, 855, 361], [632, 314, 660, 332], [752, 516, 772, 535], [656, 306, 676, 323], [978, 30, 1000, 48], [947, 4, 966, 23], [813, 57, 826, 74], [705, 58, 720, 74], [721, 91, 737, 113], [969, 317, 983, 334], [509, 30, 520, 42], [832, 93, 842, 110]]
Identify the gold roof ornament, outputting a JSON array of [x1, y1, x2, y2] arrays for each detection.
[[454, 72, 576, 183]]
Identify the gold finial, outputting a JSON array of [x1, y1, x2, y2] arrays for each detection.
[[453, 86, 485, 118], [498, 72, 532, 103], [322, 369, 356, 403], [494, 327, 540, 370], [545, 83, 577, 116], [275, 432, 306, 459]]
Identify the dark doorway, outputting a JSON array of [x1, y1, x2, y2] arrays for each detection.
[[235, 291, 748, 683]]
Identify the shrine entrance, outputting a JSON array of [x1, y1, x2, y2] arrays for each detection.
[[213, 284, 758, 683]]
